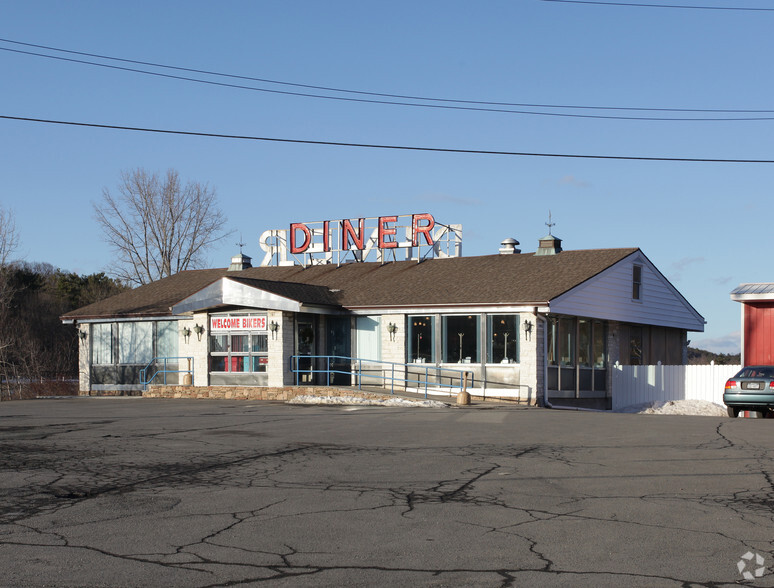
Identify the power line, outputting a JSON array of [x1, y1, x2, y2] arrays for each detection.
[[3, 114, 774, 164], [1, 38, 774, 121], [543, 0, 774, 10]]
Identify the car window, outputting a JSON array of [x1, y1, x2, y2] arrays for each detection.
[[736, 367, 774, 378]]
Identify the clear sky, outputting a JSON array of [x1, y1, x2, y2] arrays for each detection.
[[3, 0, 773, 354]]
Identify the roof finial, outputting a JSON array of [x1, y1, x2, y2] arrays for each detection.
[[236, 235, 246, 253], [545, 211, 555, 236]]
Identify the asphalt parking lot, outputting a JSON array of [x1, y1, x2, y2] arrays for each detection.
[[1, 397, 773, 587]]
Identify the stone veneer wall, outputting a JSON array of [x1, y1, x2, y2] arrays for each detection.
[[518, 312, 539, 406], [77, 324, 90, 393], [379, 314, 406, 364], [188, 312, 209, 386], [266, 311, 294, 387]]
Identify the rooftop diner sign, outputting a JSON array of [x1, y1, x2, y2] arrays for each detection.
[[258, 213, 462, 267]]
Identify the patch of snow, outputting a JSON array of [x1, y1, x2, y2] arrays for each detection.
[[288, 395, 448, 408], [615, 399, 727, 416]]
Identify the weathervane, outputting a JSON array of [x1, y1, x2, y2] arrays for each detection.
[[545, 211, 555, 236], [236, 235, 246, 253]]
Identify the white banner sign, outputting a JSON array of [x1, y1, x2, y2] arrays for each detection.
[[210, 316, 267, 331]]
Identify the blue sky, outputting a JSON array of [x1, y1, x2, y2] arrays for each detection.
[[3, 0, 773, 354]]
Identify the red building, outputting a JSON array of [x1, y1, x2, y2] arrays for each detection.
[[731, 284, 774, 365]]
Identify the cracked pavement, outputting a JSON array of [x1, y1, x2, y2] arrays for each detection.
[[1, 398, 773, 587]]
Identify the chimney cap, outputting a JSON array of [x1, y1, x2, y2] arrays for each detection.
[[499, 238, 521, 255]]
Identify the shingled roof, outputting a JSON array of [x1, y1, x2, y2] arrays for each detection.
[[62, 248, 639, 320]]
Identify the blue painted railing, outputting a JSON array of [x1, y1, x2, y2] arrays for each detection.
[[140, 356, 194, 391], [290, 355, 473, 399]]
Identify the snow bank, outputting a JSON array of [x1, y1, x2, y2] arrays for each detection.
[[287, 395, 448, 408], [615, 399, 727, 416]]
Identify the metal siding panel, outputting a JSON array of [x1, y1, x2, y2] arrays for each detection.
[[551, 257, 704, 331], [744, 303, 774, 365]]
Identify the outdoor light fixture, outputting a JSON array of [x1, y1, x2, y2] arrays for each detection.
[[387, 322, 398, 341], [78, 330, 87, 342], [193, 324, 205, 341], [182, 327, 192, 344], [523, 319, 534, 340], [269, 321, 280, 339]]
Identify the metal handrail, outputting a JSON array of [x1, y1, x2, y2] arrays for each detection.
[[140, 356, 194, 391], [289, 355, 474, 399]]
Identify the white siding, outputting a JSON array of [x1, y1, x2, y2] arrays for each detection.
[[550, 253, 704, 331]]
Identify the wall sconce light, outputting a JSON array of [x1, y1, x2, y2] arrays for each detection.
[[387, 322, 398, 341], [269, 321, 280, 339], [182, 327, 192, 344], [78, 330, 88, 342], [523, 319, 534, 340], [193, 324, 205, 341]]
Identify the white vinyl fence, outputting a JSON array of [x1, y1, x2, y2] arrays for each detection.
[[611, 363, 740, 411]]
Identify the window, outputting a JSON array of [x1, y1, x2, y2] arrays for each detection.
[[408, 315, 434, 363], [92, 323, 114, 365], [547, 317, 558, 366], [119, 322, 153, 364], [632, 265, 642, 300], [629, 326, 643, 365], [559, 317, 575, 366], [443, 315, 479, 363], [593, 321, 607, 368], [157, 321, 178, 358], [578, 319, 591, 368], [208, 313, 268, 373], [488, 315, 519, 363]]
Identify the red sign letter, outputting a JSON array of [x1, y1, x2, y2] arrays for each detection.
[[290, 223, 312, 254], [378, 216, 398, 249], [342, 218, 365, 250], [412, 213, 435, 246]]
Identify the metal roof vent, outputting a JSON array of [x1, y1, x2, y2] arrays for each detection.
[[499, 238, 521, 255], [535, 234, 563, 256], [227, 252, 253, 271]]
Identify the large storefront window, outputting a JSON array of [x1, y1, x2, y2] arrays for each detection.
[[488, 314, 519, 363], [408, 315, 434, 363], [119, 322, 153, 364], [92, 323, 114, 365], [157, 321, 179, 358], [89, 319, 181, 389], [443, 315, 480, 363], [209, 313, 268, 374]]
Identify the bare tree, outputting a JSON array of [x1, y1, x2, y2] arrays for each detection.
[[0, 206, 19, 399], [0, 206, 19, 266], [94, 168, 232, 285]]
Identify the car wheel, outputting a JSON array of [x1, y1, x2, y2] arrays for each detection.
[[727, 406, 740, 418]]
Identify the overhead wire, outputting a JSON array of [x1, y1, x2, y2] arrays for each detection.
[[542, 0, 774, 10], [3, 114, 774, 164], [1, 38, 774, 121]]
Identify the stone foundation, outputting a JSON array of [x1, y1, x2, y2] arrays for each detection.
[[144, 385, 404, 402]]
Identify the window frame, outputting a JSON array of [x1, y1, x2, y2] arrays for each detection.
[[408, 315, 435, 363], [632, 264, 643, 301], [208, 313, 269, 374], [487, 314, 520, 364], [442, 314, 480, 364]]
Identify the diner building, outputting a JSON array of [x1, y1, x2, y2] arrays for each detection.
[[62, 215, 705, 407]]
